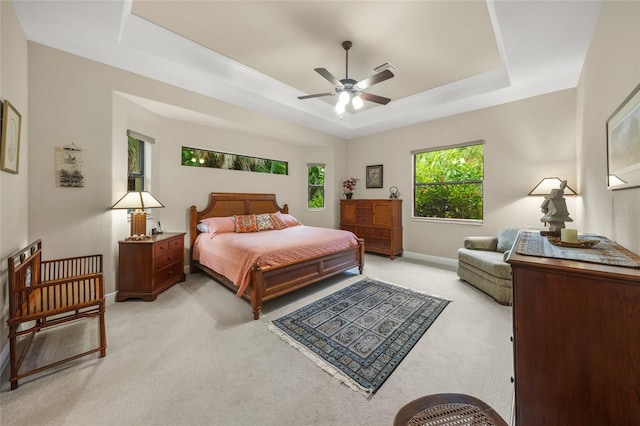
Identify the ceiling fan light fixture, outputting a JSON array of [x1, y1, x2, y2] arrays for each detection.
[[338, 91, 350, 105], [298, 41, 394, 112], [352, 95, 363, 110]]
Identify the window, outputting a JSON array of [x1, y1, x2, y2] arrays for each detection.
[[181, 146, 288, 175], [413, 141, 484, 220], [308, 164, 325, 209], [128, 136, 145, 191], [127, 130, 155, 191]]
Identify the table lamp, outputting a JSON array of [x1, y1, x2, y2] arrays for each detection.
[[111, 191, 164, 240], [528, 177, 577, 196]]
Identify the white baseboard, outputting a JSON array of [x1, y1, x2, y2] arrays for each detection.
[[0, 341, 8, 379], [401, 251, 458, 270]]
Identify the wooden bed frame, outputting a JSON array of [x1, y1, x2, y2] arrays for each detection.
[[189, 192, 364, 320]]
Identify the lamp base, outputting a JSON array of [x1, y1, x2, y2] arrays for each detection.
[[130, 210, 147, 238]]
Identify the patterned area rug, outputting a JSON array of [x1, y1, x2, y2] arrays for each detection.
[[268, 278, 450, 398]]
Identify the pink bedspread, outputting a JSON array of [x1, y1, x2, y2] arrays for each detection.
[[193, 226, 359, 296]]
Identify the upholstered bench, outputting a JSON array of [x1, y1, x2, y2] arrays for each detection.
[[457, 226, 535, 305]]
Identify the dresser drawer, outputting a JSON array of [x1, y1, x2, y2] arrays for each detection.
[[340, 225, 356, 234], [356, 215, 373, 225], [372, 228, 391, 238], [365, 236, 391, 249], [355, 226, 373, 237]]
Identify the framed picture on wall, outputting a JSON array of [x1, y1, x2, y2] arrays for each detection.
[[606, 82, 640, 190], [366, 164, 383, 188], [1, 100, 22, 174]]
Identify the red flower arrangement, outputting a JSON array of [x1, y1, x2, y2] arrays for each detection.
[[342, 177, 358, 194]]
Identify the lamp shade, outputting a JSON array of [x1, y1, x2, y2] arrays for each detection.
[[110, 191, 164, 210], [528, 177, 577, 196]]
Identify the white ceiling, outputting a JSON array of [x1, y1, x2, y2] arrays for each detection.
[[12, 0, 603, 140]]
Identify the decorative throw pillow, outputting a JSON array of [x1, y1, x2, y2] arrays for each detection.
[[497, 225, 528, 252], [196, 223, 209, 233], [279, 213, 303, 227], [234, 214, 259, 233], [269, 213, 288, 230], [200, 217, 236, 236], [255, 214, 275, 231]]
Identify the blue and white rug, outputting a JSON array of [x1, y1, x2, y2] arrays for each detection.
[[268, 278, 450, 398]]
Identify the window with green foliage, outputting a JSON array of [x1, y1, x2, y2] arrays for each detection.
[[128, 136, 145, 191], [308, 164, 325, 209], [413, 141, 484, 220], [181, 146, 288, 175]]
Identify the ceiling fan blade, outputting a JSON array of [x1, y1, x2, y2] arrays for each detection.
[[360, 92, 391, 105], [298, 92, 335, 100], [356, 69, 394, 90], [315, 68, 344, 88]]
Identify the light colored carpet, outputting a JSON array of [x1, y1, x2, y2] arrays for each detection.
[[0, 254, 514, 426]]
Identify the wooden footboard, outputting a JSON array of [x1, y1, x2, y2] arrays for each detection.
[[190, 192, 365, 319]]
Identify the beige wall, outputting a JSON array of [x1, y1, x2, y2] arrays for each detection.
[[0, 0, 29, 364], [576, 0, 640, 254], [348, 89, 578, 260]]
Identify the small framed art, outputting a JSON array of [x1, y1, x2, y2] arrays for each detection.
[[606, 82, 640, 190], [366, 164, 383, 188], [1, 100, 22, 174]]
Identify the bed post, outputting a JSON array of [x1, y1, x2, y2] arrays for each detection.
[[358, 238, 365, 274], [189, 205, 199, 273], [250, 262, 264, 320]]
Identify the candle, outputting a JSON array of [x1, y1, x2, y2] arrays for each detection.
[[561, 228, 578, 243]]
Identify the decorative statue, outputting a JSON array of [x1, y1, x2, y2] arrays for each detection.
[[540, 180, 573, 236]]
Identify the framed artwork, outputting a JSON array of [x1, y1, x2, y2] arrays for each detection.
[[55, 143, 84, 187], [1, 100, 22, 174], [366, 164, 383, 188], [606, 82, 640, 190]]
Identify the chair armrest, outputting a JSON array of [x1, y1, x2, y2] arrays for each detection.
[[463, 236, 498, 251]]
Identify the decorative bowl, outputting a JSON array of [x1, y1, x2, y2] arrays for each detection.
[[547, 236, 600, 248]]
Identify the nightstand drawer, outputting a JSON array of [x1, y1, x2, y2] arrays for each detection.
[[153, 235, 183, 256], [154, 261, 183, 288], [154, 240, 170, 255], [155, 248, 181, 270]]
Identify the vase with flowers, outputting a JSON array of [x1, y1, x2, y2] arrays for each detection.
[[342, 177, 358, 199]]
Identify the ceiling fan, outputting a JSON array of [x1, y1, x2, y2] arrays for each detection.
[[298, 40, 394, 113]]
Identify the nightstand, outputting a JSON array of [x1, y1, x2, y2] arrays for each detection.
[[117, 232, 186, 302]]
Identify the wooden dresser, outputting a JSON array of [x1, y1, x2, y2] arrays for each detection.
[[507, 232, 640, 425], [117, 232, 186, 302], [340, 199, 402, 259]]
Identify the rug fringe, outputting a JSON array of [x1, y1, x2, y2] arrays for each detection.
[[267, 322, 375, 400], [364, 276, 453, 302]]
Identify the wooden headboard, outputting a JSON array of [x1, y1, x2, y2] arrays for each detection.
[[189, 192, 289, 250]]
